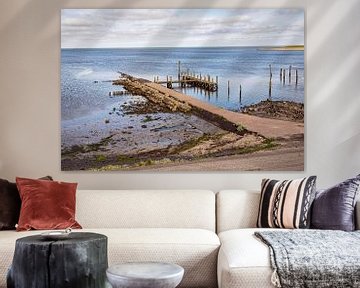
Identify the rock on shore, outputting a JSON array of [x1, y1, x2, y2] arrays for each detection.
[[113, 77, 191, 113], [242, 100, 304, 122]]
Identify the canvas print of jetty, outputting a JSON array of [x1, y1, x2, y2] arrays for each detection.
[[61, 9, 304, 171]]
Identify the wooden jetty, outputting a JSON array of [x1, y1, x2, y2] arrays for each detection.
[[154, 61, 218, 92], [155, 72, 218, 92], [113, 74, 303, 139]]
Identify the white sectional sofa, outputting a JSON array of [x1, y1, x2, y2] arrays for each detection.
[[0, 190, 219, 288], [1, 189, 359, 288], [216, 190, 274, 288], [216, 190, 360, 288]]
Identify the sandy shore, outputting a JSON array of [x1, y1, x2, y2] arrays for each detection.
[[102, 135, 304, 171]]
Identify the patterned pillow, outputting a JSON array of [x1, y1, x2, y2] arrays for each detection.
[[257, 176, 317, 229]]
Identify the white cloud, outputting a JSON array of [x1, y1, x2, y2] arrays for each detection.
[[61, 9, 304, 48]]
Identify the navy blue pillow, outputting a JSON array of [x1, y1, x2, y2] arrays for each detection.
[[311, 174, 360, 231]]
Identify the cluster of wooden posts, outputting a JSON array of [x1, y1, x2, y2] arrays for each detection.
[[108, 91, 131, 96], [154, 61, 218, 92], [278, 65, 299, 85], [153, 61, 300, 101], [268, 64, 300, 98]]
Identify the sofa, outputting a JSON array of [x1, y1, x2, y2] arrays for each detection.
[[0, 190, 219, 288], [0, 189, 359, 288]]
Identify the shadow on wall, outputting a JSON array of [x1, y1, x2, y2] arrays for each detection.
[[307, 0, 360, 142]]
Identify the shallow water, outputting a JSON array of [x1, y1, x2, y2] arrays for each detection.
[[61, 47, 303, 119], [61, 47, 303, 150]]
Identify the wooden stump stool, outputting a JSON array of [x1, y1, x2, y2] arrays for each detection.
[[7, 232, 108, 288]]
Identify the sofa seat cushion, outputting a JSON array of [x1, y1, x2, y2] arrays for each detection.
[[218, 228, 281, 288], [0, 228, 219, 288]]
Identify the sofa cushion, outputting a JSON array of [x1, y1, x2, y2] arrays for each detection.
[[216, 190, 260, 233], [311, 174, 360, 231], [257, 177, 317, 229], [16, 177, 81, 231], [217, 228, 278, 288], [0, 228, 220, 288], [76, 190, 216, 231]]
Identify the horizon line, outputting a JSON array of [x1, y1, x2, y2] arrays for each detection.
[[61, 44, 305, 50]]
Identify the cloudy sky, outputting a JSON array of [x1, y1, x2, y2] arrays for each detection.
[[61, 9, 304, 48]]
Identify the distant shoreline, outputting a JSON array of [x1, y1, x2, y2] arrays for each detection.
[[259, 45, 304, 51], [61, 45, 305, 50]]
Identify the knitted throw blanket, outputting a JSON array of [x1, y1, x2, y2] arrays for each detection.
[[255, 230, 360, 288]]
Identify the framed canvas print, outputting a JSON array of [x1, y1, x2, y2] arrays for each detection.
[[61, 9, 304, 171]]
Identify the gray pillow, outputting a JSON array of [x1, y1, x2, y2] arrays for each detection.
[[311, 174, 360, 231]]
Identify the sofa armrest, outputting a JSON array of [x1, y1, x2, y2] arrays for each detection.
[[356, 200, 360, 230]]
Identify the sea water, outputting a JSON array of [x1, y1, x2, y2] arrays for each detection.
[[61, 47, 304, 121]]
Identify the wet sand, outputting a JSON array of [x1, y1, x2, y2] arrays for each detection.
[[126, 135, 304, 171]]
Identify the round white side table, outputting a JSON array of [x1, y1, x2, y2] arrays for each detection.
[[106, 262, 184, 288]]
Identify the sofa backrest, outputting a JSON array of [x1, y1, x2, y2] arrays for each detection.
[[217, 190, 360, 233], [216, 190, 260, 233], [76, 190, 216, 231]]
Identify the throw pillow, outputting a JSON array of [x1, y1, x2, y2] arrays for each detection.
[[257, 176, 317, 229], [311, 174, 360, 231], [0, 179, 20, 230], [0, 176, 53, 230], [16, 177, 82, 231]]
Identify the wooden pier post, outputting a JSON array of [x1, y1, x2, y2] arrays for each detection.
[[239, 84, 242, 103], [289, 65, 292, 83], [282, 69, 286, 84], [269, 80, 272, 99], [216, 76, 218, 85], [269, 64, 272, 80], [227, 80, 230, 96], [178, 61, 181, 81], [296, 69, 298, 85], [280, 68, 282, 80]]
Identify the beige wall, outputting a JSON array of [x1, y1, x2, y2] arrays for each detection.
[[0, 0, 359, 190]]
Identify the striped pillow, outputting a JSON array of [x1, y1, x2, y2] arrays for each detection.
[[257, 176, 317, 229]]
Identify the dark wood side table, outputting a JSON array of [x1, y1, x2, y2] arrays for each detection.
[[7, 232, 108, 288]]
